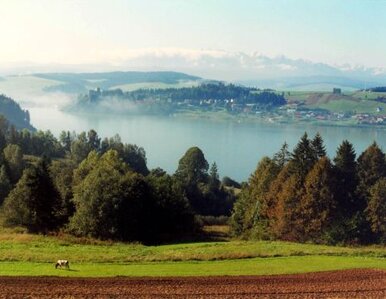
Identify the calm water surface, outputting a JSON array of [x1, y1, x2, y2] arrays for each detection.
[[29, 107, 386, 182]]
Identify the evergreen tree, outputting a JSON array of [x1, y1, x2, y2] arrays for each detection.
[[333, 140, 357, 216], [367, 178, 386, 243], [311, 132, 327, 159], [230, 187, 250, 237], [209, 162, 220, 190], [331, 140, 360, 243], [290, 133, 317, 178], [2, 157, 61, 233], [353, 142, 385, 243], [273, 142, 291, 168], [357, 142, 386, 204]]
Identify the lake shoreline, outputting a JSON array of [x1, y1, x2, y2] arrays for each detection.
[[62, 108, 386, 131]]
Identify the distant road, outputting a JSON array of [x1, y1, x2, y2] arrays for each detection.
[[0, 269, 385, 298]]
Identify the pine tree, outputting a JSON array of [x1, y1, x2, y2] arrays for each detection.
[[357, 142, 386, 201], [230, 186, 250, 237], [333, 140, 357, 216], [354, 142, 385, 243], [209, 162, 220, 190], [311, 132, 326, 159], [273, 142, 291, 168], [290, 133, 317, 178]]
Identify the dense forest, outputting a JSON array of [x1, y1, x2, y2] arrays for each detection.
[[231, 133, 386, 245], [0, 95, 34, 130], [73, 83, 286, 114], [0, 115, 236, 243], [2, 98, 386, 245]]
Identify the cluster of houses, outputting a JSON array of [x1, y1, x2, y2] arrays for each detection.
[[354, 113, 386, 125], [84, 87, 386, 126], [277, 105, 386, 125]]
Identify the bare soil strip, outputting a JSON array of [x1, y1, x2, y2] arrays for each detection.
[[0, 269, 385, 298]]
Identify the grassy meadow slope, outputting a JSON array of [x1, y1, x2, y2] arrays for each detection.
[[0, 227, 385, 277], [286, 90, 386, 114]]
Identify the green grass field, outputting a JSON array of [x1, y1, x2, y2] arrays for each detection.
[[1, 256, 385, 277], [286, 90, 386, 114], [310, 98, 386, 113], [0, 227, 385, 277]]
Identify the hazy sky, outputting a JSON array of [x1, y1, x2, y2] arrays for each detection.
[[1, 0, 385, 69]]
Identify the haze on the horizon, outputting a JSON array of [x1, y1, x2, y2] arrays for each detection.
[[1, 0, 386, 79]]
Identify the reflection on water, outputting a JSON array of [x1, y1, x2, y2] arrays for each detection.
[[30, 107, 386, 181]]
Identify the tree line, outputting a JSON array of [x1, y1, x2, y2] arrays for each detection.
[[231, 133, 386, 244], [81, 83, 286, 108], [0, 115, 236, 243]]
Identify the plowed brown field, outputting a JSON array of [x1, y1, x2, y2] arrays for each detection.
[[0, 269, 385, 298]]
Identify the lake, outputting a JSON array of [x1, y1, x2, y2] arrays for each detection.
[[29, 107, 386, 182]]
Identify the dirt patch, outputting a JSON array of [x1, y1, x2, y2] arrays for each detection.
[[0, 269, 385, 298], [304, 93, 358, 105]]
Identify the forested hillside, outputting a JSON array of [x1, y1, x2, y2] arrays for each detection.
[[72, 83, 286, 115], [0, 95, 34, 130], [231, 133, 386, 245]]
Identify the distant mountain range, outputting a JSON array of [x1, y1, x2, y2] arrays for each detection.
[[1, 50, 385, 91], [238, 76, 378, 91]]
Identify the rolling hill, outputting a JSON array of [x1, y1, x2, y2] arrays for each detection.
[[35, 71, 201, 93], [0, 71, 202, 101]]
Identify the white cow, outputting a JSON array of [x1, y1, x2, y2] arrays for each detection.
[[55, 260, 70, 269]]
